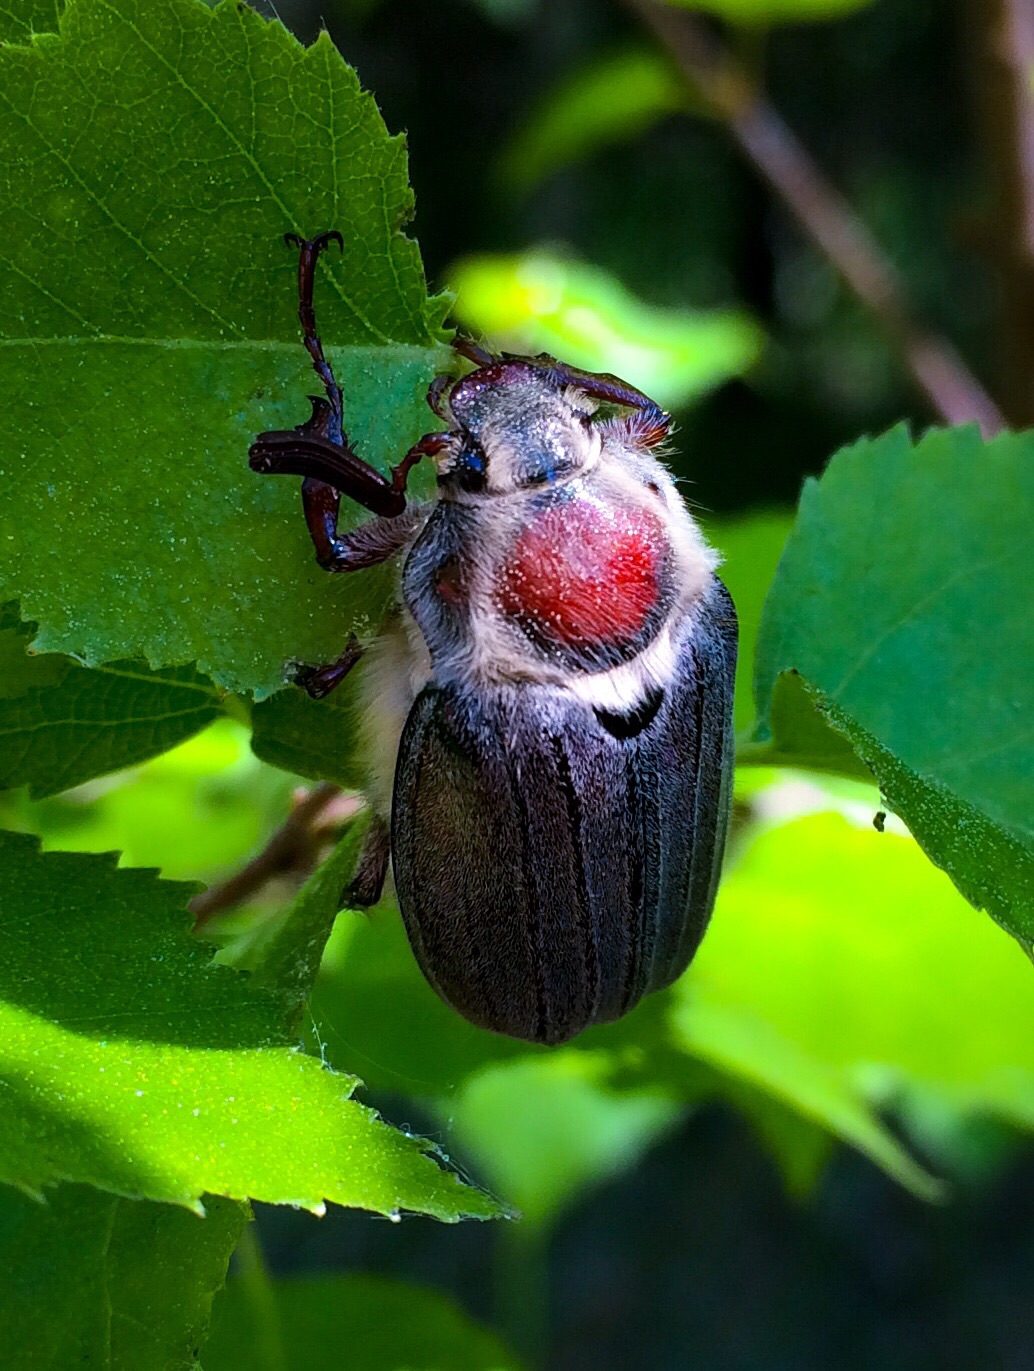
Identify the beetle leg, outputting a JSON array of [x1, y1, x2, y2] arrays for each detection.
[[302, 482, 424, 572], [250, 234, 440, 519], [344, 814, 391, 907], [285, 230, 346, 440], [297, 432, 447, 571], [290, 634, 364, 700]]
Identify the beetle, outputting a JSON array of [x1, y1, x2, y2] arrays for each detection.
[[250, 232, 737, 1045]]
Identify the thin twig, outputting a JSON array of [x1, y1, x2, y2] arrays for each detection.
[[994, 0, 1034, 255], [972, 0, 1034, 422], [190, 781, 345, 926], [625, 0, 1005, 435]]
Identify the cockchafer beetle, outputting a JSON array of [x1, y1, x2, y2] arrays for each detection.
[[250, 232, 737, 1045]]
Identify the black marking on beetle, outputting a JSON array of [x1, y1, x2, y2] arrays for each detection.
[[551, 734, 601, 1025], [505, 745, 551, 1044], [594, 687, 664, 740]]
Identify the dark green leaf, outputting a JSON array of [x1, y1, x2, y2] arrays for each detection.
[[0, 1182, 246, 1371], [206, 1272, 523, 1371], [238, 821, 363, 1022], [753, 425, 1034, 949], [250, 659, 368, 788], [0, 604, 222, 797], [0, 830, 502, 1219], [0, 0, 59, 42], [0, 0, 445, 697]]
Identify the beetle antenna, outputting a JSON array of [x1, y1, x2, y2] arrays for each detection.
[[285, 232, 346, 444], [453, 336, 497, 369]]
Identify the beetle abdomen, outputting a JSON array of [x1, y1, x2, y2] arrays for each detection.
[[391, 577, 737, 1044]]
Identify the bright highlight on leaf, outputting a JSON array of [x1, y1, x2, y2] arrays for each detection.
[[0, 830, 501, 1220], [752, 424, 1034, 950], [448, 251, 762, 411], [663, 0, 876, 21], [678, 811, 1034, 1189], [0, 0, 447, 697], [498, 48, 689, 195]]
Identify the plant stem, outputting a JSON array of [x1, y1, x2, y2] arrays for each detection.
[[494, 1221, 551, 1369], [190, 782, 346, 926], [234, 1224, 287, 1371], [625, 0, 1005, 435], [971, 0, 1034, 422]]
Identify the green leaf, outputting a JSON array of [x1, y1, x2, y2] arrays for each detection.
[[0, 1182, 246, 1371], [664, 0, 875, 22], [0, 0, 59, 42], [753, 425, 1034, 948], [0, 830, 502, 1220], [740, 670, 871, 777], [235, 821, 363, 1023], [498, 48, 688, 196], [443, 1056, 680, 1229], [673, 811, 1034, 1194], [703, 511, 792, 736], [0, 0, 446, 698], [251, 657, 368, 788], [0, 604, 223, 797], [448, 251, 762, 411], [2, 718, 296, 884], [206, 1272, 523, 1371]]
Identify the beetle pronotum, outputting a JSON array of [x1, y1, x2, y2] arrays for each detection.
[[250, 233, 737, 1045]]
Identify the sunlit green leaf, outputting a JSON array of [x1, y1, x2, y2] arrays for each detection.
[[443, 1056, 680, 1229], [0, 830, 501, 1219], [674, 811, 1034, 1194], [0, 1182, 246, 1371], [0, 718, 294, 884], [753, 425, 1034, 948], [664, 0, 875, 22], [449, 251, 761, 411], [703, 511, 792, 735], [206, 1271, 523, 1371], [498, 48, 688, 196], [0, 0, 446, 698], [0, 604, 223, 797]]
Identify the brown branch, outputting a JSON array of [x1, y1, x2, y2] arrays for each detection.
[[625, 0, 1005, 436], [972, 0, 1034, 423], [190, 782, 352, 926]]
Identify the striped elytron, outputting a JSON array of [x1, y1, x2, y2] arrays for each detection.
[[250, 233, 737, 1044]]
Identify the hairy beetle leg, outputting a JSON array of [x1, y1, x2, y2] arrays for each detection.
[[303, 486, 423, 573], [289, 634, 363, 700], [344, 814, 391, 908]]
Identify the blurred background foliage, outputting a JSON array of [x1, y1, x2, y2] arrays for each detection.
[[5, 0, 1032, 1365]]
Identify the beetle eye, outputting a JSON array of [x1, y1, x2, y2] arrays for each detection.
[[453, 444, 487, 492]]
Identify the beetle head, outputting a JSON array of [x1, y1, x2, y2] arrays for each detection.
[[434, 359, 599, 497]]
